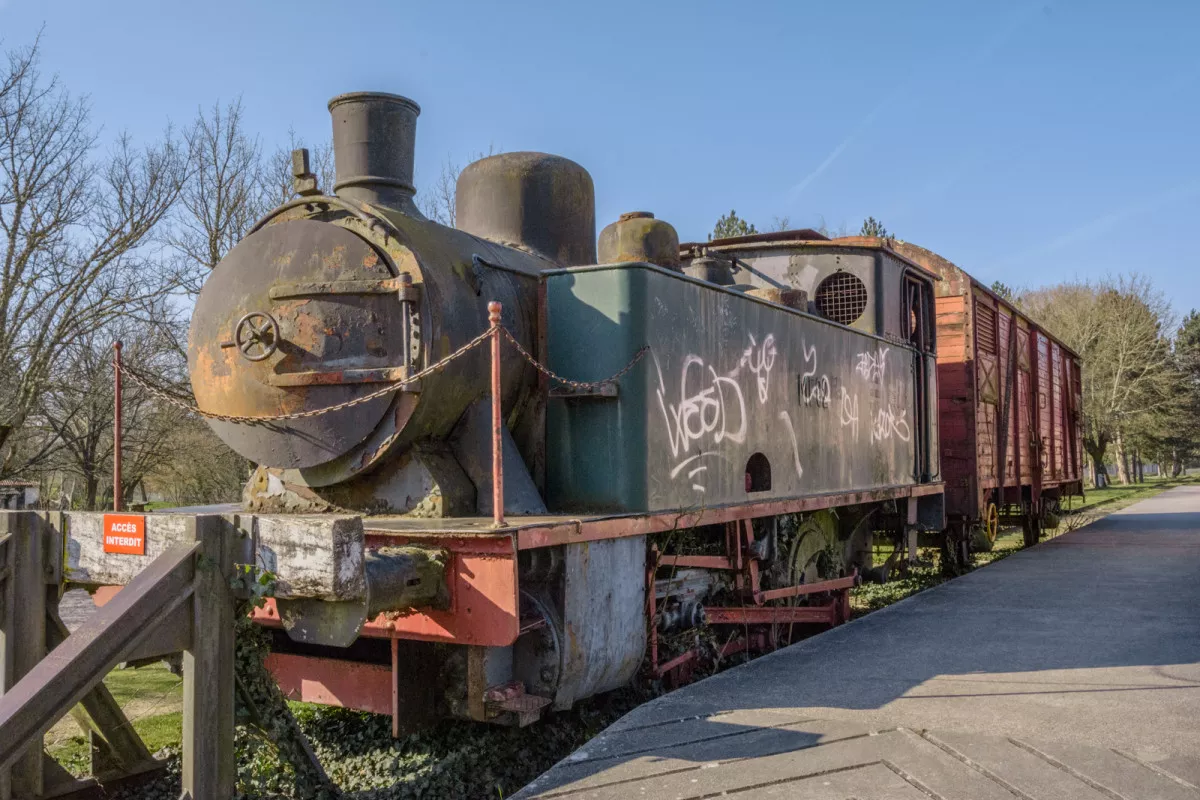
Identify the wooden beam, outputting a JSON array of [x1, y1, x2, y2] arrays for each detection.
[[180, 515, 236, 800], [45, 606, 156, 772], [1, 512, 47, 797]]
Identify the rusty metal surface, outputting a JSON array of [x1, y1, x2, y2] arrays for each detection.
[[597, 212, 681, 270], [251, 529, 520, 646], [264, 652, 393, 716], [554, 536, 646, 710], [683, 234, 941, 283], [353, 483, 942, 550], [191, 94, 553, 512], [188, 219, 403, 468], [752, 571, 857, 604], [489, 302, 506, 526], [679, 228, 829, 248], [247, 204, 545, 513], [703, 602, 840, 625]]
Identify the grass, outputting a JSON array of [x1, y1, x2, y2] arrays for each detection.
[[46, 663, 183, 776]]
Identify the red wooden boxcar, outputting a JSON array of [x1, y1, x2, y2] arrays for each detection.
[[893, 242, 1084, 549]]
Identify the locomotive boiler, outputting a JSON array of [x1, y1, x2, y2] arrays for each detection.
[[187, 91, 947, 731]]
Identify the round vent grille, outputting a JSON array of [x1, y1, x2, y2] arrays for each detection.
[[814, 271, 868, 325]]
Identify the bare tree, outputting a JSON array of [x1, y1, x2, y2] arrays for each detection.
[[813, 215, 851, 238], [0, 39, 184, 478], [145, 418, 247, 505], [172, 98, 262, 294], [37, 313, 187, 508], [262, 130, 335, 208], [418, 146, 499, 227]]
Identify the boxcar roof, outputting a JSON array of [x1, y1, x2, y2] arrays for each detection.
[[680, 231, 942, 282], [890, 240, 1082, 360]]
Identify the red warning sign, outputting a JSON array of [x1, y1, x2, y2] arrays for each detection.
[[102, 514, 146, 555]]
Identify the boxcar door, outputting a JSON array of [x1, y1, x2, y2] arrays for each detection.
[[905, 274, 936, 482]]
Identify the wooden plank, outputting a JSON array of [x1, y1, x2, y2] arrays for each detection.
[[0, 521, 14, 800], [67, 512, 364, 602], [6, 512, 45, 797], [255, 515, 366, 601], [181, 516, 236, 800], [66, 514, 192, 586], [44, 608, 156, 774]]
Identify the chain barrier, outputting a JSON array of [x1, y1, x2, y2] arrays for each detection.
[[119, 324, 649, 425], [500, 327, 650, 390]]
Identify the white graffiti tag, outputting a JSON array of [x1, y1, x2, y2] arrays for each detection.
[[838, 387, 859, 440], [854, 346, 889, 383], [778, 410, 804, 479], [656, 355, 748, 462], [740, 333, 777, 404], [799, 339, 831, 408], [870, 404, 911, 444]]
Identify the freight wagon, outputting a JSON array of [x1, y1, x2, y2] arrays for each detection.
[[893, 242, 1085, 548]]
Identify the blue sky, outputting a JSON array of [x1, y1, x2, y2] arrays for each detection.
[[4, 0, 1198, 321]]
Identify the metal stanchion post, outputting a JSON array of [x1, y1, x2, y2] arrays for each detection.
[[113, 341, 123, 512], [488, 303, 505, 527]]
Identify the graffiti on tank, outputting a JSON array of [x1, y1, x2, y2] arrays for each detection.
[[870, 404, 911, 444], [778, 410, 804, 479], [799, 339, 831, 408], [656, 355, 748, 461], [739, 333, 777, 404], [655, 332, 793, 493], [838, 386, 860, 440], [854, 346, 889, 383]]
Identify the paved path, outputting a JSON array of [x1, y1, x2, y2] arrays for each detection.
[[518, 486, 1200, 799]]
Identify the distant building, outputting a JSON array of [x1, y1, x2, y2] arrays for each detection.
[[0, 480, 39, 509]]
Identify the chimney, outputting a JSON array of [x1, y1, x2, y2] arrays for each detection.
[[328, 92, 422, 215]]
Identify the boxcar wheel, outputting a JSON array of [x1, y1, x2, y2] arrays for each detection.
[[1041, 498, 1061, 531], [970, 502, 999, 553], [1022, 502, 1042, 548]]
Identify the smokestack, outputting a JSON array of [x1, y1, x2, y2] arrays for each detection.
[[328, 92, 422, 215]]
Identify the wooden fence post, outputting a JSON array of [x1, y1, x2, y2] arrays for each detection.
[[0, 515, 12, 800], [0, 512, 46, 799], [180, 515, 237, 799]]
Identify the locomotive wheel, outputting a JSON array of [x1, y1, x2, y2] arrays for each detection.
[[970, 502, 999, 552], [787, 511, 842, 586]]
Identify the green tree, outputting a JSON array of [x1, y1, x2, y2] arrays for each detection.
[[1178, 310, 1200, 377], [860, 216, 889, 238], [1158, 310, 1200, 476], [991, 281, 1015, 302], [710, 209, 757, 240]]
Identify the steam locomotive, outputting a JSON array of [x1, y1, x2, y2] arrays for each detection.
[[187, 91, 1073, 732]]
